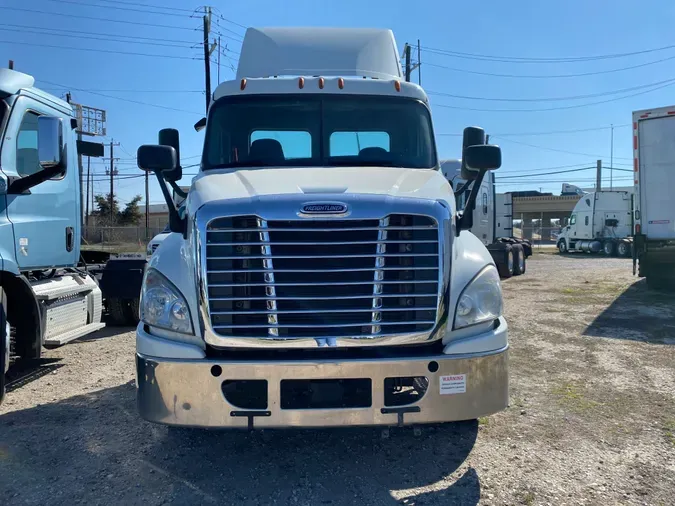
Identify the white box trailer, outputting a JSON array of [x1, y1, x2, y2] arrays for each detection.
[[632, 106, 675, 289]]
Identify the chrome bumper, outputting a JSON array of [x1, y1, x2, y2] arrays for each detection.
[[135, 345, 509, 429]]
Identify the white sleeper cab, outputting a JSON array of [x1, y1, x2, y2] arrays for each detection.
[[134, 27, 509, 429]]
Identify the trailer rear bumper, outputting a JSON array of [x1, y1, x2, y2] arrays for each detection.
[[135, 335, 509, 429]]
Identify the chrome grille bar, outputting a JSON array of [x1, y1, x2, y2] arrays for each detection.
[[371, 217, 388, 334], [258, 218, 279, 337]]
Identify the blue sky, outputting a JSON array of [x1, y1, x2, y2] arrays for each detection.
[[3, 0, 675, 207]]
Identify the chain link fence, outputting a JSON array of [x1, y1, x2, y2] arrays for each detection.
[[513, 220, 564, 250], [82, 226, 165, 252]]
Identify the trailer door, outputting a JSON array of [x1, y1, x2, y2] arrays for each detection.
[[638, 116, 675, 240]]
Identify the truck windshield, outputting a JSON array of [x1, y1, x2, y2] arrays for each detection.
[[203, 94, 436, 170]]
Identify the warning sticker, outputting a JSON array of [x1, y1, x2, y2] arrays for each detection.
[[440, 374, 467, 395], [648, 220, 671, 225]]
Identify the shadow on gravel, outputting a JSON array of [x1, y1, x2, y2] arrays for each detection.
[[5, 358, 63, 393], [0, 382, 479, 506], [584, 279, 675, 344], [75, 326, 135, 343]]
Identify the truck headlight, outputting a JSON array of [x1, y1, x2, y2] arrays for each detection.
[[140, 268, 193, 334], [454, 265, 503, 329]]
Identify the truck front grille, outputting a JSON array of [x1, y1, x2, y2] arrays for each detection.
[[204, 215, 440, 339]]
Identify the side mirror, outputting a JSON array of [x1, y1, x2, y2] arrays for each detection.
[[37, 116, 64, 169], [158, 128, 182, 182], [463, 144, 502, 171], [460, 126, 486, 181], [137, 145, 177, 173]]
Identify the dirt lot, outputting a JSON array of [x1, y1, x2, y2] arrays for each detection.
[[1, 254, 674, 506]]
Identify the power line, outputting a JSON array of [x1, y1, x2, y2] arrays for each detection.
[[0, 26, 196, 50], [1, 6, 199, 32], [493, 136, 633, 160], [39, 0, 191, 18], [0, 39, 200, 60], [43, 88, 202, 93], [418, 43, 675, 63], [497, 166, 632, 179], [427, 77, 675, 103], [0, 22, 199, 45], [91, 0, 195, 13], [431, 80, 675, 112], [40, 80, 204, 116], [423, 52, 675, 79], [437, 124, 631, 137]]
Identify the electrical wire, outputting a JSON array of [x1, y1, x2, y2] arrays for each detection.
[[418, 43, 675, 63], [423, 52, 675, 79], [427, 77, 675, 103], [493, 136, 633, 160], [437, 124, 631, 137], [431, 80, 675, 112], [497, 167, 632, 179], [40, 79, 204, 116], [39, 0, 191, 18], [0, 6, 199, 32], [0, 26, 196, 50], [0, 39, 200, 60], [90, 0, 195, 13]]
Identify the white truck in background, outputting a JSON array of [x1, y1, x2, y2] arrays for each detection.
[[556, 191, 633, 257], [632, 106, 675, 290], [132, 27, 510, 430], [441, 159, 532, 279]]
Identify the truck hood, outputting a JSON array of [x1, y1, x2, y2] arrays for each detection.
[[189, 166, 454, 209]]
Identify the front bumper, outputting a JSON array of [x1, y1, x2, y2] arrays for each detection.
[[136, 340, 509, 429]]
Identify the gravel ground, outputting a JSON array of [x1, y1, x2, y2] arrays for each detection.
[[1, 254, 674, 506]]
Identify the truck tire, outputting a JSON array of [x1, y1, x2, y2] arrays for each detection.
[[107, 297, 129, 326], [513, 244, 526, 276], [602, 240, 616, 256], [557, 239, 567, 254], [497, 244, 514, 279], [617, 241, 631, 258], [1, 286, 8, 405], [125, 298, 140, 326]]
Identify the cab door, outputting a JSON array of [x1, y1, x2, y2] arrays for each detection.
[[0, 94, 78, 269]]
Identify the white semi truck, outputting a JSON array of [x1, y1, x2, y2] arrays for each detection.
[[632, 105, 675, 290], [556, 191, 633, 257], [133, 27, 509, 429], [441, 160, 531, 278]]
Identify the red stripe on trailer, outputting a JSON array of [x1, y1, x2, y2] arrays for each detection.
[[634, 136, 638, 150], [668, 111, 675, 115], [633, 122, 637, 130], [635, 180, 639, 185], [634, 158, 638, 172], [640, 113, 650, 118]]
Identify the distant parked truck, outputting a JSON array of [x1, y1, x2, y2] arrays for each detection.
[[441, 159, 532, 279], [556, 191, 633, 257], [632, 105, 675, 290]]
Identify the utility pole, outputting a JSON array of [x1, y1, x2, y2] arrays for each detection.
[[596, 159, 602, 192], [202, 7, 217, 113], [404, 44, 411, 82], [109, 141, 114, 225], [417, 39, 421, 85], [85, 157, 91, 227], [145, 171, 149, 238], [217, 35, 221, 84]]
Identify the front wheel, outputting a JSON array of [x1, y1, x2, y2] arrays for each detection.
[[557, 239, 567, 254]]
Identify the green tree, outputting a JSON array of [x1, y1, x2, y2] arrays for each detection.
[[92, 193, 142, 226]]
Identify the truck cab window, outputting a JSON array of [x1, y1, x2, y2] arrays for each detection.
[[16, 111, 42, 177], [570, 215, 577, 225], [329, 131, 390, 156], [250, 130, 311, 160]]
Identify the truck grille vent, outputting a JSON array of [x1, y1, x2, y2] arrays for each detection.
[[205, 215, 440, 339]]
